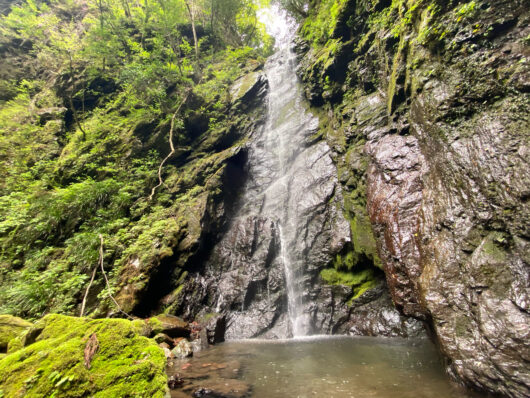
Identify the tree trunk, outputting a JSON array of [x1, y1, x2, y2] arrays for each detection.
[[184, 0, 199, 59]]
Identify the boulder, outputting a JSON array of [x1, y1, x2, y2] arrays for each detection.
[[229, 71, 268, 110], [0, 314, 168, 397], [171, 339, 193, 359], [204, 314, 226, 344], [151, 314, 190, 338], [0, 315, 32, 353], [153, 332, 173, 345]]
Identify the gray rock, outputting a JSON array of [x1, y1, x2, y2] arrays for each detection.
[[153, 333, 173, 345], [171, 339, 193, 359], [151, 314, 190, 338]]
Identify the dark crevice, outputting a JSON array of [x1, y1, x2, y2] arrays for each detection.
[[131, 149, 249, 317]]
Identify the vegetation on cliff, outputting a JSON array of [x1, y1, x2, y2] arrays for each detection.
[[0, 0, 271, 319]]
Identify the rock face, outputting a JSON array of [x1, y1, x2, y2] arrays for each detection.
[[115, 67, 270, 318], [174, 61, 355, 338], [297, 0, 529, 396], [167, 8, 421, 339]]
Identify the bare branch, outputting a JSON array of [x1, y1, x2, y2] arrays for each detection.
[[148, 88, 193, 201], [98, 234, 133, 319], [79, 262, 98, 317]]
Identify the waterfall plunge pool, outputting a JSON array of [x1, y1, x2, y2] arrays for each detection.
[[167, 336, 482, 398]]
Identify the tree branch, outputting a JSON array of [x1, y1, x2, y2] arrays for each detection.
[[98, 234, 132, 319], [148, 88, 193, 201]]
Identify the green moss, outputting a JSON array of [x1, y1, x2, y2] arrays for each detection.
[[387, 33, 408, 114], [333, 250, 359, 271], [350, 216, 382, 269], [320, 267, 378, 304], [321, 267, 369, 286], [0, 315, 32, 353], [0, 314, 167, 398], [480, 233, 508, 263], [230, 71, 261, 103]]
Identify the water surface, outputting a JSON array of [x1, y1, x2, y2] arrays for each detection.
[[170, 336, 481, 398]]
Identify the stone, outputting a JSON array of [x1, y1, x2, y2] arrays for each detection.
[[190, 339, 203, 353], [0, 315, 32, 353], [204, 314, 226, 344], [190, 379, 252, 398], [230, 72, 268, 110], [152, 315, 190, 338], [366, 134, 427, 319], [154, 332, 174, 345], [346, 286, 425, 338], [0, 314, 168, 397], [171, 339, 193, 359], [168, 375, 184, 389]]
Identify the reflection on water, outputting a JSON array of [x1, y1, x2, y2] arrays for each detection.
[[169, 336, 482, 398]]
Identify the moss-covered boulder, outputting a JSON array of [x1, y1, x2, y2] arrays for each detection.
[[0, 315, 32, 353], [149, 314, 190, 338], [0, 314, 168, 398]]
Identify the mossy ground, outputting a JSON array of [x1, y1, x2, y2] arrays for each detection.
[[0, 314, 167, 398]]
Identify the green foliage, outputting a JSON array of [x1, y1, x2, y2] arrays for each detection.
[[0, 0, 268, 318], [301, 0, 349, 45]]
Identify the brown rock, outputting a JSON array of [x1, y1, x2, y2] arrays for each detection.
[[152, 314, 190, 338]]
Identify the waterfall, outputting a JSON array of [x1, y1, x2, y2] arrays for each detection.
[[199, 5, 350, 340], [256, 6, 317, 337]]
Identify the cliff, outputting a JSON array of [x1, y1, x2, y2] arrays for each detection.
[[296, 0, 529, 396]]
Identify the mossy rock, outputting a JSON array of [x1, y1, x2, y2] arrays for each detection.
[[0, 314, 168, 398], [229, 71, 262, 104], [320, 268, 379, 303], [149, 314, 190, 338], [0, 315, 32, 353]]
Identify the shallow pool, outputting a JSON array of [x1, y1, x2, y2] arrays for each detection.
[[167, 336, 482, 398]]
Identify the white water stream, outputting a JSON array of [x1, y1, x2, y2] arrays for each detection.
[[256, 6, 317, 336]]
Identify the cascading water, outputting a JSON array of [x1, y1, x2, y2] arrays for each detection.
[[192, 6, 351, 339], [254, 7, 318, 336]]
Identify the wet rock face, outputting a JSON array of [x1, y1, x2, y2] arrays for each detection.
[[170, 15, 390, 340], [175, 142, 356, 339], [413, 85, 530, 397], [346, 284, 426, 338], [297, 0, 529, 395], [366, 133, 427, 319]]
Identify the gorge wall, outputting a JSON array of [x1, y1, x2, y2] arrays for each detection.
[[158, 7, 423, 340], [295, 0, 529, 396]]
